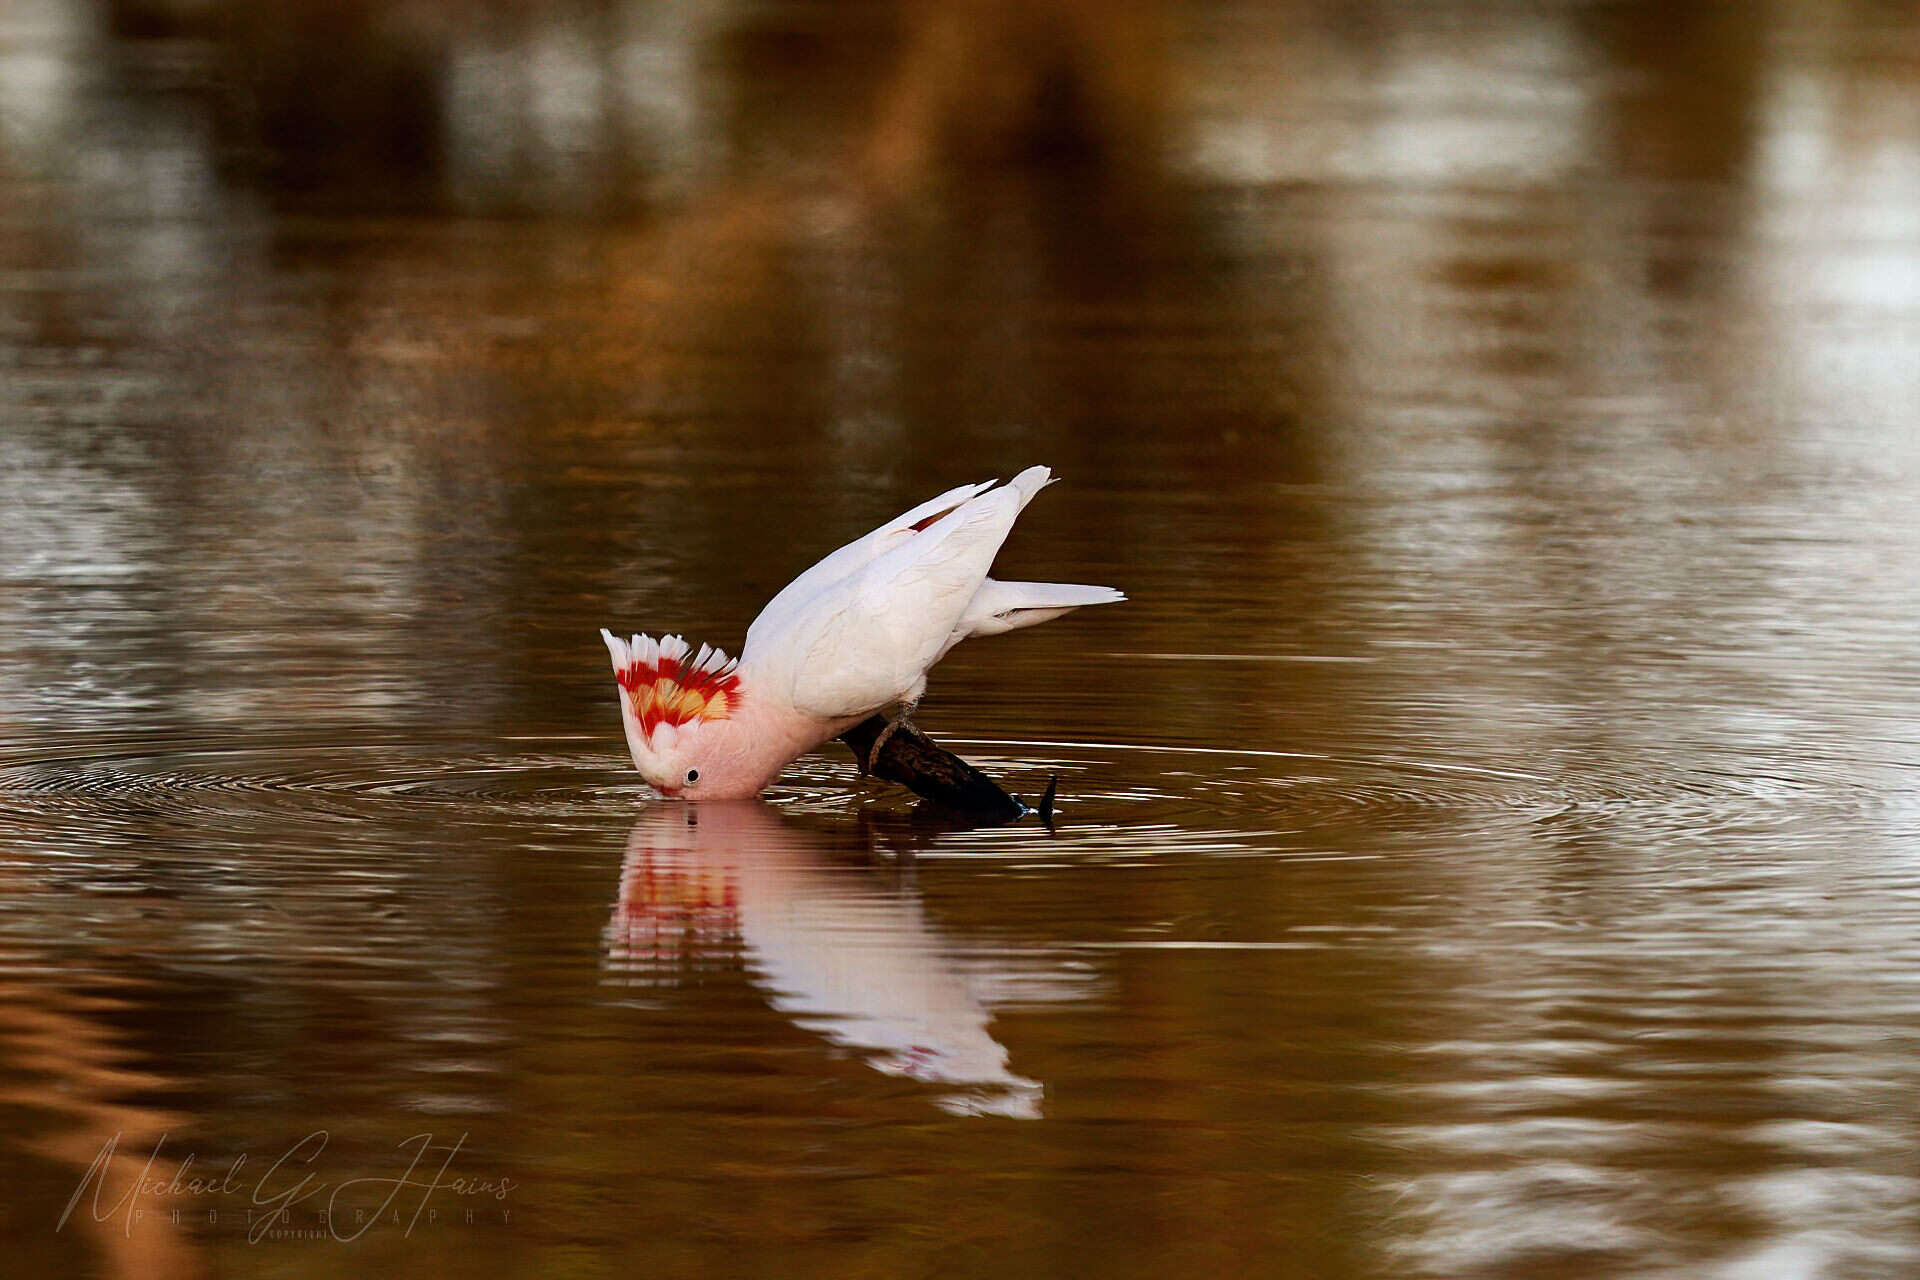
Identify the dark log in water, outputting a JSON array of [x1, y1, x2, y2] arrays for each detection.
[[838, 717, 1026, 824]]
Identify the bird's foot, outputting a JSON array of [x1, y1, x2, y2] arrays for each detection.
[[865, 714, 914, 775]]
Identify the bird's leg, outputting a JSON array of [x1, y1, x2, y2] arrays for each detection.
[[865, 698, 920, 776]]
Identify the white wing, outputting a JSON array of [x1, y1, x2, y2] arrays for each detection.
[[751, 467, 1056, 719], [743, 477, 994, 660]]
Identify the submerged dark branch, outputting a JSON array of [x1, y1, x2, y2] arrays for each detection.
[[838, 717, 1026, 824]]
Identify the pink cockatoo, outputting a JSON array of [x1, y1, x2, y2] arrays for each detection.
[[600, 466, 1123, 800]]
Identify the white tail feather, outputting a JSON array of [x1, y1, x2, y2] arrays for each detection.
[[965, 578, 1125, 633], [933, 577, 1125, 660]]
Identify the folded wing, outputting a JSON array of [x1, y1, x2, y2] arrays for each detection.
[[744, 477, 995, 660], [752, 468, 1054, 720]]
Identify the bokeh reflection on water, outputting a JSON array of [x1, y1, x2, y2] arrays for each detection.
[[6, 0, 1920, 1276]]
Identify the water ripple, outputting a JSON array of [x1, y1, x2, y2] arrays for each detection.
[[0, 731, 1894, 866]]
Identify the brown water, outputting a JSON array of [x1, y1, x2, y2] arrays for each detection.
[[6, 1, 1920, 1276]]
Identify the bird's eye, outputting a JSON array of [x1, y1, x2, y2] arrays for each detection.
[[685, 769, 700, 784]]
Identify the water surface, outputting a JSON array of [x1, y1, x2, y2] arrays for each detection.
[[5, 1, 1920, 1276]]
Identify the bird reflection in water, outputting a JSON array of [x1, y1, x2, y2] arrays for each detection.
[[605, 803, 1045, 1119]]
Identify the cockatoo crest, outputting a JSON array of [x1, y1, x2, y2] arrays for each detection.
[[602, 631, 741, 749]]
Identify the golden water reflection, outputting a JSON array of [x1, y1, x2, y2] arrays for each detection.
[[4, 0, 1920, 1277]]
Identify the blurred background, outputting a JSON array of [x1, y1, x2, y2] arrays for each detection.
[[4, 0, 1918, 739], [5, 2, 1920, 1278]]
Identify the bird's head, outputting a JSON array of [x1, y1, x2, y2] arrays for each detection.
[[600, 630, 750, 799]]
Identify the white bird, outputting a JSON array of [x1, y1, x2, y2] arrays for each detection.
[[600, 466, 1124, 800]]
